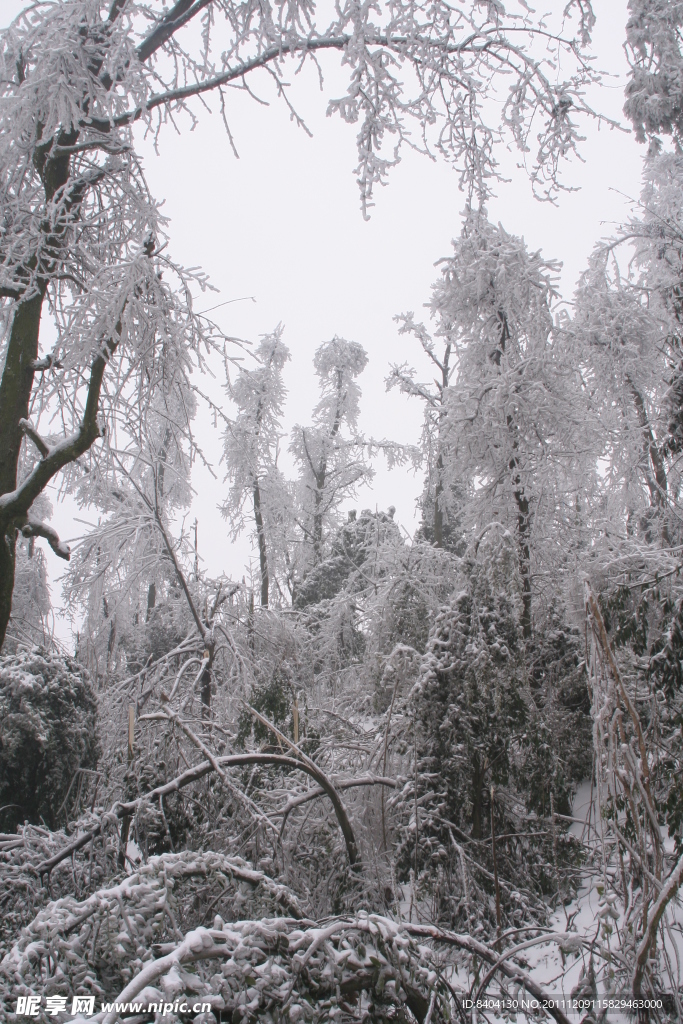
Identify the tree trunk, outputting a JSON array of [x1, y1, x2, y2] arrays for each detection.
[[507, 411, 532, 639], [627, 377, 669, 544], [433, 452, 444, 548], [146, 582, 156, 622], [313, 469, 325, 565], [200, 662, 212, 711], [497, 308, 532, 640], [0, 120, 83, 649], [432, 343, 450, 549], [512, 466, 532, 640], [0, 290, 46, 648], [471, 757, 483, 840], [253, 482, 269, 607]]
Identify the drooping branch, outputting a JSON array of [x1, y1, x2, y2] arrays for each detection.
[[585, 585, 654, 796], [278, 776, 397, 841], [243, 701, 360, 866], [142, 709, 280, 836], [278, 775, 397, 816], [97, 914, 575, 1024], [403, 923, 573, 1024], [37, 751, 361, 878]]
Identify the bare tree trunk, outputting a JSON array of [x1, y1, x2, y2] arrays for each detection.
[[433, 452, 444, 548], [511, 461, 532, 640], [490, 785, 502, 942], [253, 482, 269, 607], [0, 291, 46, 648]]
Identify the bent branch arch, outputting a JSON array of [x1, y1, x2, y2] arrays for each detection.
[[38, 751, 361, 878]]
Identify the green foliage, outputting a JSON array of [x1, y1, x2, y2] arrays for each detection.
[[598, 586, 650, 655], [644, 594, 683, 853], [293, 508, 400, 609], [395, 542, 586, 930], [0, 649, 100, 832], [523, 603, 592, 817], [237, 666, 295, 748]]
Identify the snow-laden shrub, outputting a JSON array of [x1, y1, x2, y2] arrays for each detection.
[[0, 850, 305, 1013], [0, 649, 100, 832], [394, 539, 586, 932], [0, 849, 455, 1023]]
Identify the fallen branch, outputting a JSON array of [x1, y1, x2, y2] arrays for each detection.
[[141, 709, 279, 836]]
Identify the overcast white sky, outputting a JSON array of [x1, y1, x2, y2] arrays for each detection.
[[3, 0, 646, 643]]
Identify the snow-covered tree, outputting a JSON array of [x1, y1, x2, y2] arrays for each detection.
[[395, 210, 589, 637], [222, 330, 290, 608], [388, 319, 460, 550], [624, 0, 683, 149], [63, 374, 198, 680], [290, 338, 372, 571], [0, 0, 605, 649], [572, 247, 671, 553], [0, 649, 100, 832], [394, 533, 589, 934]]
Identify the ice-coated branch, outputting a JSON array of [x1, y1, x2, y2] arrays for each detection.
[[404, 923, 573, 1024], [141, 708, 280, 836], [278, 775, 398, 817], [151, 486, 207, 642], [136, 0, 215, 64], [243, 701, 360, 866], [92, 913, 576, 1024], [29, 354, 62, 372], [36, 751, 362, 877], [633, 849, 683, 998]]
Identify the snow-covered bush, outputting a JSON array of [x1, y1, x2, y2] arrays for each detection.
[[0, 650, 99, 832], [394, 538, 586, 933]]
